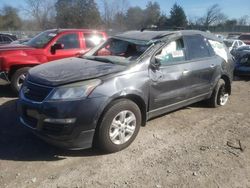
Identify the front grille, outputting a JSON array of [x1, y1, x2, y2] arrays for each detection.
[[23, 81, 53, 102]]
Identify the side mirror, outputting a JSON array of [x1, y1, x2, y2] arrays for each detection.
[[150, 57, 161, 70], [51, 43, 64, 54]]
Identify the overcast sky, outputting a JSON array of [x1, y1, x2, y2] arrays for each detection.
[[1, 0, 250, 19]]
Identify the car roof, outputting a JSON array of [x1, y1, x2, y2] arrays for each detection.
[[45, 29, 106, 33], [114, 30, 221, 43]]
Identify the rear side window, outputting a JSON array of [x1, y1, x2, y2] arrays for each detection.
[[56, 33, 80, 49], [185, 35, 211, 59], [84, 33, 105, 48], [208, 40, 228, 61]]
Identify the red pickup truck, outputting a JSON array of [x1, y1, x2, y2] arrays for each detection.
[[0, 29, 107, 93]]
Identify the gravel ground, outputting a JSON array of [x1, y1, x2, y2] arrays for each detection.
[[0, 78, 250, 188]]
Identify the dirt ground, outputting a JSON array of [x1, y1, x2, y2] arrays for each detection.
[[0, 78, 250, 188]]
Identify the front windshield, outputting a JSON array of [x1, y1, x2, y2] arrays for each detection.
[[83, 38, 151, 65], [26, 30, 57, 48]]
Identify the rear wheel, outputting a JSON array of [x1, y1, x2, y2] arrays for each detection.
[[207, 79, 229, 108], [97, 99, 141, 153], [11, 67, 30, 94]]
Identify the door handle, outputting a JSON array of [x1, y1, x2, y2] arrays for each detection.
[[182, 69, 189, 75], [210, 64, 215, 68]]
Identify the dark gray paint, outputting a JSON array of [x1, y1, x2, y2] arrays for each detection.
[[18, 30, 234, 149]]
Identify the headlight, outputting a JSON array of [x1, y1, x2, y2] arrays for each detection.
[[48, 79, 101, 100]]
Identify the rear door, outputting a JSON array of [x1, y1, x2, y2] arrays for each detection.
[[183, 34, 219, 98], [47, 32, 82, 61]]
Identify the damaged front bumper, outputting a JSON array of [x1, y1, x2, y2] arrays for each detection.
[[0, 71, 10, 84]]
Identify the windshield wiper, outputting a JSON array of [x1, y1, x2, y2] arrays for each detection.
[[83, 56, 114, 64]]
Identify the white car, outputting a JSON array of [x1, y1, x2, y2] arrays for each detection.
[[223, 39, 246, 52]]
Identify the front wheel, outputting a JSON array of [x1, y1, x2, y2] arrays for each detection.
[[207, 79, 229, 108], [11, 67, 30, 94], [97, 99, 142, 153]]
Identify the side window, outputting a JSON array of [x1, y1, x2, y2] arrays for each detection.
[[185, 35, 210, 59], [208, 40, 228, 61], [84, 33, 104, 48], [155, 38, 185, 65], [56, 33, 80, 49]]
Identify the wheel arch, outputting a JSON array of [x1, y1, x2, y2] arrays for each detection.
[[97, 94, 147, 129], [9, 64, 38, 79], [220, 74, 231, 95]]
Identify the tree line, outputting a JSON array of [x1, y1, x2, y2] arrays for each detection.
[[0, 0, 249, 32]]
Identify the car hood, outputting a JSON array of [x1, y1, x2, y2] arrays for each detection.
[[28, 57, 127, 86]]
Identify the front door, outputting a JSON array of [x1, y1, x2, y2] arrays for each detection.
[[149, 38, 190, 115], [47, 32, 83, 61]]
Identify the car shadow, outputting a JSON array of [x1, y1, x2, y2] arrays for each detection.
[[0, 99, 103, 162], [233, 76, 250, 82], [0, 85, 17, 98]]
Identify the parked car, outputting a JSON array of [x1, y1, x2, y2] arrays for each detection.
[[215, 34, 225, 40], [231, 45, 250, 59], [227, 32, 241, 39], [223, 39, 246, 52], [234, 52, 250, 76], [0, 29, 107, 93], [238, 33, 250, 45], [10, 38, 31, 45], [18, 30, 234, 153], [0, 33, 17, 45]]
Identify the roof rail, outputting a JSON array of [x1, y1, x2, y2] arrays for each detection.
[[140, 26, 186, 32]]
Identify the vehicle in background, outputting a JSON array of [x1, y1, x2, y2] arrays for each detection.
[[215, 34, 225, 40], [231, 45, 250, 59], [18, 30, 234, 153], [227, 32, 241, 39], [0, 29, 107, 93], [238, 33, 250, 45], [223, 39, 246, 52], [0, 33, 17, 45], [10, 38, 31, 45], [234, 54, 250, 76]]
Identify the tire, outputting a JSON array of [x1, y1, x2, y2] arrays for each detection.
[[97, 99, 142, 153], [11, 67, 30, 94], [207, 79, 229, 108]]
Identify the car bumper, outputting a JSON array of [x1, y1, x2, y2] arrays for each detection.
[[0, 71, 10, 84], [17, 94, 108, 150]]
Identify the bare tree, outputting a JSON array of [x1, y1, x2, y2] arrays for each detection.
[[200, 4, 227, 29], [101, 0, 129, 29], [23, 0, 56, 30], [238, 15, 249, 26]]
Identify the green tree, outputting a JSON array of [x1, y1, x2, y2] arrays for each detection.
[[144, 1, 161, 27], [55, 0, 101, 28], [0, 6, 22, 30], [169, 3, 187, 28], [126, 6, 144, 29]]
